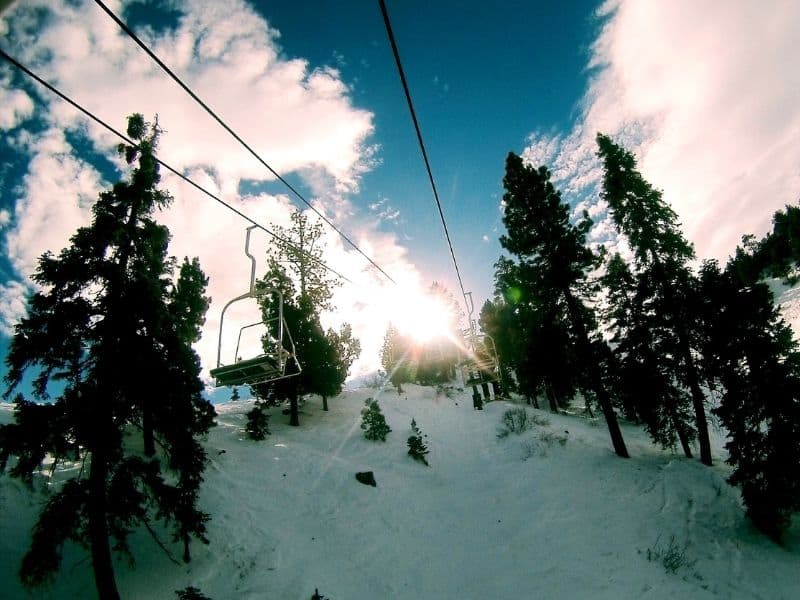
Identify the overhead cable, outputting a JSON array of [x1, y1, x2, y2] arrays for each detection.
[[93, 0, 396, 285], [0, 46, 353, 285], [378, 0, 469, 308]]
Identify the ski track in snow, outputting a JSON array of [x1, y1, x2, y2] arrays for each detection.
[[1, 383, 799, 599]]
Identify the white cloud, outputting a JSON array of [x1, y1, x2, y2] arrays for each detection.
[[5, 128, 102, 277], [524, 0, 800, 263], [0, 81, 34, 129], [0, 209, 10, 228], [0, 280, 27, 336], [0, 0, 422, 379]]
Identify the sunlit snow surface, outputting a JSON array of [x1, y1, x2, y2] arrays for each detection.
[[1, 376, 798, 599]]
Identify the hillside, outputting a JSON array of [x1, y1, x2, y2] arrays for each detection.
[[1, 383, 798, 599]]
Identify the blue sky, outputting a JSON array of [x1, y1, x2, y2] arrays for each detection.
[[223, 0, 601, 300], [1, 0, 799, 385]]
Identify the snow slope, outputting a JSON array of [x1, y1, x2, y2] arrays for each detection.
[[1, 384, 798, 599]]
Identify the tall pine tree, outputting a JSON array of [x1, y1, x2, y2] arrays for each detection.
[[597, 133, 712, 465], [0, 115, 215, 599], [497, 152, 628, 457], [601, 253, 696, 456], [698, 260, 800, 541]]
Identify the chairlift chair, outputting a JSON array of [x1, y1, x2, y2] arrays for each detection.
[[209, 226, 301, 388], [460, 291, 501, 387]]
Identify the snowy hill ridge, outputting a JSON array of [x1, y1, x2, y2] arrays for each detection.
[[1, 384, 798, 599]]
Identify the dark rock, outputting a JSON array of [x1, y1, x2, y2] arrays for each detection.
[[355, 471, 377, 487]]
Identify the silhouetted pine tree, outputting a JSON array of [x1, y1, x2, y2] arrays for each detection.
[[175, 586, 213, 600], [0, 115, 215, 599], [407, 419, 430, 465], [728, 203, 800, 286], [597, 133, 711, 465], [245, 401, 271, 440], [477, 298, 518, 397], [497, 152, 628, 457], [601, 253, 696, 457], [698, 260, 800, 541]]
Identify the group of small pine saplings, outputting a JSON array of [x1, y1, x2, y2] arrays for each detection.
[[360, 398, 430, 466]]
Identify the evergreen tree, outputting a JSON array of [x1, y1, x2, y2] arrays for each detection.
[[407, 419, 430, 465], [380, 324, 413, 392], [360, 398, 391, 441], [497, 152, 629, 457], [319, 324, 361, 410], [728, 204, 800, 285], [230, 387, 240, 402], [698, 260, 800, 541], [0, 115, 215, 599], [176, 586, 213, 600], [601, 253, 696, 456], [245, 401, 271, 441], [478, 298, 519, 398], [252, 212, 358, 424], [597, 133, 711, 465]]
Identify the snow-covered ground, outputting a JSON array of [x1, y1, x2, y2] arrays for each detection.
[[1, 382, 798, 599]]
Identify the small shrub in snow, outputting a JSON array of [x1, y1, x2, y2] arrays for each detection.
[[361, 398, 391, 441], [521, 429, 569, 459], [497, 407, 545, 437], [435, 383, 459, 399], [407, 419, 430, 466], [538, 430, 568, 447], [245, 402, 270, 440], [175, 586, 212, 600], [645, 535, 697, 575], [363, 371, 387, 389]]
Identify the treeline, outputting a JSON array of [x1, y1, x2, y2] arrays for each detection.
[[480, 134, 800, 542], [731, 204, 800, 285]]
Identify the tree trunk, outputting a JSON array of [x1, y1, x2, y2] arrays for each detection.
[[545, 382, 559, 413], [88, 456, 120, 600], [591, 371, 630, 458], [679, 337, 712, 465], [584, 401, 595, 419], [668, 407, 693, 458], [143, 410, 155, 457], [289, 392, 299, 427], [563, 290, 629, 458], [322, 396, 329, 411]]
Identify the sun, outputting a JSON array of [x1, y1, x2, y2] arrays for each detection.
[[388, 288, 458, 344]]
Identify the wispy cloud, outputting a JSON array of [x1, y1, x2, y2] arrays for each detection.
[[524, 0, 800, 262], [368, 197, 402, 223]]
